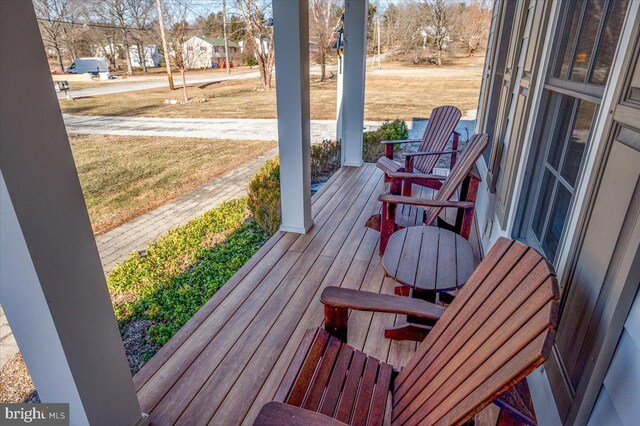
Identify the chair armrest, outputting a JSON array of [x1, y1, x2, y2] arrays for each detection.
[[321, 287, 445, 320], [254, 402, 346, 426], [386, 171, 448, 180], [404, 149, 462, 158], [378, 194, 474, 210], [380, 139, 422, 145]]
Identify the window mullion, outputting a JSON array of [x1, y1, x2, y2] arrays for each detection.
[[539, 175, 559, 249], [566, 0, 590, 79], [587, 0, 612, 81], [556, 100, 580, 177]]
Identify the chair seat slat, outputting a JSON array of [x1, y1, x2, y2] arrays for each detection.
[[318, 345, 355, 417]]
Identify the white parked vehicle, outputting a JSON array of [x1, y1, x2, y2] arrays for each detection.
[[65, 57, 109, 74]]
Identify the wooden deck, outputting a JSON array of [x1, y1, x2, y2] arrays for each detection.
[[133, 163, 485, 425]]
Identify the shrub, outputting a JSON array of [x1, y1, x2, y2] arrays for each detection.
[[108, 198, 267, 347], [247, 157, 281, 236], [362, 130, 385, 163], [311, 139, 341, 181], [248, 121, 407, 234], [362, 119, 409, 162], [378, 119, 409, 141]]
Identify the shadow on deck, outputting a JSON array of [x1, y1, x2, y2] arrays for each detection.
[[133, 163, 485, 425]]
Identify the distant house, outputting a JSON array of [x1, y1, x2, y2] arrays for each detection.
[[94, 43, 122, 60], [238, 37, 270, 55], [182, 36, 239, 69], [129, 45, 160, 68]]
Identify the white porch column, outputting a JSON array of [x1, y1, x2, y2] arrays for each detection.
[[273, 0, 313, 233], [338, 0, 368, 166], [0, 2, 144, 425]]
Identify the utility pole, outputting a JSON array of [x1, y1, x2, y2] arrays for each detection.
[[156, 0, 175, 90], [377, 16, 381, 69], [370, 16, 375, 69], [222, 0, 231, 74]]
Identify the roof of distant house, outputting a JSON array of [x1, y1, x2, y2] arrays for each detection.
[[197, 36, 240, 48]]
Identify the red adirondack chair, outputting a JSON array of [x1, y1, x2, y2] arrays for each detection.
[[377, 106, 461, 196], [254, 238, 559, 426], [368, 133, 488, 254]]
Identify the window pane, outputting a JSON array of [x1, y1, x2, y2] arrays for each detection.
[[533, 168, 555, 241], [570, 0, 606, 82], [542, 183, 572, 262], [554, 0, 584, 79], [547, 96, 577, 170], [561, 101, 597, 186], [590, 0, 629, 84]]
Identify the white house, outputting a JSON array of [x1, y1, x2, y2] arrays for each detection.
[[182, 36, 239, 69], [128, 45, 160, 68], [238, 36, 270, 55]]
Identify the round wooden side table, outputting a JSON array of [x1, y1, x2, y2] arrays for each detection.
[[382, 225, 475, 293]]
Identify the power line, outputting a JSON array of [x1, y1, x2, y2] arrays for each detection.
[[36, 16, 210, 32], [37, 17, 155, 31]]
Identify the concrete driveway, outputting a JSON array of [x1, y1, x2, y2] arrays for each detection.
[[63, 113, 476, 144], [63, 114, 384, 143]]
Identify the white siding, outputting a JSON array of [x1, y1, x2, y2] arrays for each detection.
[[182, 37, 213, 69], [589, 287, 640, 425]]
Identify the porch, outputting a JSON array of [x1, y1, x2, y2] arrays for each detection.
[[133, 163, 483, 425]]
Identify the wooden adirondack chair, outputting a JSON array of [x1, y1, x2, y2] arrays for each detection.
[[368, 133, 488, 254], [254, 238, 559, 426], [377, 106, 461, 195]]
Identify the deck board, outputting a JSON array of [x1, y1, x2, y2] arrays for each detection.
[[135, 163, 486, 425]]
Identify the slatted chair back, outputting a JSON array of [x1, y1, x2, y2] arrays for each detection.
[[391, 238, 559, 426], [413, 106, 461, 174], [423, 133, 488, 226]]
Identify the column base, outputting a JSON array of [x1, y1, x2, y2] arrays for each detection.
[[279, 221, 314, 234]]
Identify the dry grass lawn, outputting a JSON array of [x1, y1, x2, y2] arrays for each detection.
[[364, 72, 481, 120], [69, 134, 275, 235], [60, 60, 482, 121]]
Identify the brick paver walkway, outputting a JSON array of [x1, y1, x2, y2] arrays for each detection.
[[97, 148, 277, 273]]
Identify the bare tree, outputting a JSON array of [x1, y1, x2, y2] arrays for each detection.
[[451, 0, 491, 57], [60, 0, 85, 61], [382, 1, 425, 62], [170, 20, 192, 101], [165, 5, 208, 102], [34, 0, 76, 72], [423, 0, 452, 66], [383, 3, 399, 51], [125, 0, 155, 73], [309, 0, 338, 81], [236, 0, 274, 89], [94, 0, 135, 75]]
